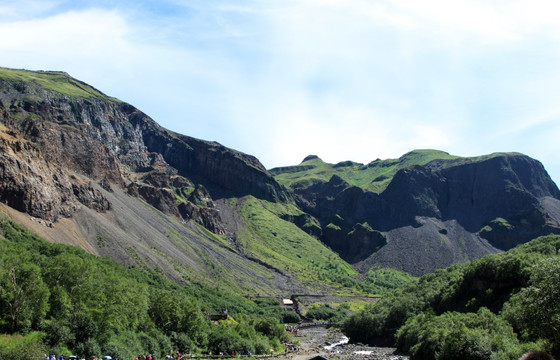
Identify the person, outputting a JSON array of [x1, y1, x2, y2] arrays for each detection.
[[519, 351, 556, 360]]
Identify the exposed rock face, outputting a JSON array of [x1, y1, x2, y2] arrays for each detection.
[[0, 71, 289, 234], [0, 126, 110, 221], [2, 68, 560, 278], [382, 155, 560, 240], [289, 154, 560, 275]]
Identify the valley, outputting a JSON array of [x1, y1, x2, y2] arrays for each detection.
[[0, 67, 559, 359]]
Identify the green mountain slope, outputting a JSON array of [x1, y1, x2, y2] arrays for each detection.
[[0, 218, 296, 358], [234, 196, 358, 291], [271, 150, 459, 193], [0, 66, 407, 298], [271, 150, 528, 194], [343, 234, 560, 358], [0, 67, 118, 101]]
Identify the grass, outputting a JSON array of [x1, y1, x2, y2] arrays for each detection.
[[0, 67, 120, 101], [272, 150, 526, 194], [271, 149, 459, 194], [480, 217, 513, 233], [236, 196, 363, 292], [362, 267, 416, 296]]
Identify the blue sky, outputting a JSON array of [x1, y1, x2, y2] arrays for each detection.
[[1, 1, 560, 183]]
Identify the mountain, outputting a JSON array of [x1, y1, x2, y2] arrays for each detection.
[[271, 151, 560, 275], [0, 67, 355, 296], [1, 66, 559, 286]]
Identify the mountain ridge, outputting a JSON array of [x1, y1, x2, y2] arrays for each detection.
[[272, 150, 560, 275], [0, 67, 357, 295], [1, 66, 559, 284]]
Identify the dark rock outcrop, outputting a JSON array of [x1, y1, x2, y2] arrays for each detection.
[[289, 153, 560, 274], [3, 68, 560, 278], [0, 127, 111, 221], [0, 70, 290, 236]]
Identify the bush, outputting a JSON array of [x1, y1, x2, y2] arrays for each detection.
[[281, 311, 301, 324], [395, 308, 522, 360], [502, 257, 560, 357], [73, 337, 101, 358], [207, 327, 244, 355], [306, 304, 347, 323], [254, 317, 287, 341], [438, 327, 493, 360], [0, 332, 47, 360]]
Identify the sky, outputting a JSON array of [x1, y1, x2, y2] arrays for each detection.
[[1, 0, 560, 183]]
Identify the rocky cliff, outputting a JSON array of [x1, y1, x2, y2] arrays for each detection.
[[2, 67, 560, 280], [0, 68, 289, 229], [273, 152, 560, 275], [0, 68, 304, 293]]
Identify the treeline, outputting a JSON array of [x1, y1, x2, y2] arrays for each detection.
[[0, 220, 293, 359], [343, 234, 560, 359]]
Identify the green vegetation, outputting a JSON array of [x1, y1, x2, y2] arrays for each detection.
[[342, 234, 560, 359], [272, 150, 524, 194], [237, 196, 357, 288], [234, 196, 414, 295], [305, 304, 348, 323], [0, 332, 47, 360], [271, 150, 458, 193], [362, 267, 415, 296], [396, 308, 523, 360], [0, 220, 293, 358], [0, 67, 119, 101]]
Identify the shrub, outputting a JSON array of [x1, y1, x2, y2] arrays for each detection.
[[306, 304, 347, 323], [395, 308, 521, 360], [0, 332, 47, 360], [281, 311, 301, 324], [502, 257, 560, 357]]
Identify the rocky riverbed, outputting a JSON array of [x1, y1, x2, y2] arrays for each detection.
[[275, 326, 409, 360]]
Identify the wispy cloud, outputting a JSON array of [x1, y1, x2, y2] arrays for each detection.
[[1, 0, 560, 182]]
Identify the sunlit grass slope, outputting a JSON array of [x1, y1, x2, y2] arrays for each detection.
[[271, 149, 458, 193], [272, 150, 524, 194], [234, 196, 363, 293], [0, 67, 119, 101]]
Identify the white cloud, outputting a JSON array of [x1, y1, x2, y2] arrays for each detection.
[[0, 0, 60, 20], [0, 9, 130, 69], [1, 0, 560, 183]]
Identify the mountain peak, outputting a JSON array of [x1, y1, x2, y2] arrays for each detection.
[[302, 154, 321, 163]]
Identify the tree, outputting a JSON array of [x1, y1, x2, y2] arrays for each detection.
[[148, 290, 207, 343], [502, 257, 560, 356], [395, 308, 521, 360], [0, 257, 49, 332]]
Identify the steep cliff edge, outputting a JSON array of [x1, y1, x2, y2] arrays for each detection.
[[274, 151, 560, 275], [3, 67, 560, 280], [0, 68, 289, 228], [0, 67, 315, 295]]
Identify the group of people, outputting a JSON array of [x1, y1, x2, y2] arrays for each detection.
[[134, 353, 181, 360], [284, 342, 298, 352], [46, 354, 184, 360], [284, 324, 299, 336], [46, 357, 115, 360]]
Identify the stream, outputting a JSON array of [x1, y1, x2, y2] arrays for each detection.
[[276, 325, 409, 360]]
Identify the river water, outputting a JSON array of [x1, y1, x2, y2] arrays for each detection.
[[276, 326, 409, 360]]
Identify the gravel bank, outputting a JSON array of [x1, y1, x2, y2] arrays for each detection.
[[275, 326, 408, 360]]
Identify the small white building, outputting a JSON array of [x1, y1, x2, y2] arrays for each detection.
[[282, 298, 294, 308]]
